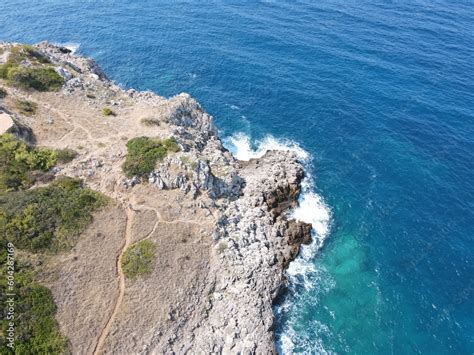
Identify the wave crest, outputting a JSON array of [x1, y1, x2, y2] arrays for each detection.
[[223, 132, 309, 161]]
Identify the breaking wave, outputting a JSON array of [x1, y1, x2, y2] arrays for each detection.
[[55, 42, 80, 54], [223, 132, 309, 161]]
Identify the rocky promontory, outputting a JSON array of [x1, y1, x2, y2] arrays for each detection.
[[0, 42, 311, 354]]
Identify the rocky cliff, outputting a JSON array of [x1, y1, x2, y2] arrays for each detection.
[[0, 41, 311, 354]]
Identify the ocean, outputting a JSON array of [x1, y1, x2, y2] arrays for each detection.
[[1, 1, 473, 353]]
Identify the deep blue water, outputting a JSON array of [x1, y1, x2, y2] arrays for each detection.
[[1, 1, 473, 353]]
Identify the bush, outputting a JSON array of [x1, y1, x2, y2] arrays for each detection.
[[102, 107, 115, 116], [6, 67, 64, 91], [7, 45, 51, 65], [55, 148, 78, 164], [0, 176, 107, 252], [121, 240, 156, 279], [15, 99, 37, 116], [122, 136, 180, 178], [0, 46, 63, 92], [0, 133, 57, 192], [163, 137, 180, 153], [0, 253, 67, 353]]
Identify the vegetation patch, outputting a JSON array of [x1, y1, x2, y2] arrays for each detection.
[[121, 240, 156, 279], [15, 99, 37, 116], [163, 137, 180, 153], [122, 136, 180, 178], [180, 155, 191, 165], [0, 133, 57, 192], [140, 117, 160, 127], [0, 252, 67, 353], [0, 176, 107, 252], [7, 45, 51, 65], [102, 107, 115, 116], [6, 67, 64, 91], [0, 45, 63, 92], [55, 148, 78, 164]]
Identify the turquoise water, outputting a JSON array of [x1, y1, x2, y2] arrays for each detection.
[[1, 2, 473, 353]]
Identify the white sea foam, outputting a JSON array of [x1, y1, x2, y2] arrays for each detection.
[[286, 178, 331, 290], [278, 319, 332, 355], [224, 132, 309, 161], [224, 132, 333, 354], [55, 42, 80, 54]]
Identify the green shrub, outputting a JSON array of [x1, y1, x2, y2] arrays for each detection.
[[6, 67, 64, 91], [0, 62, 15, 80], [7, 45, 51, 65], [0, 254, 67, 353], [15, 99, 37, 116], [0, 87, 6, 98], [102, 107, 115, 116], [55, 148, 78, 164], [0, 45, 51, 79], [0, 176, 107, 252], [0, 46, 63, 92], [121, 240, 156, 279], [0, 133, 57, 192], [122, 136, 180, 178], [162, 137, 180, 153]]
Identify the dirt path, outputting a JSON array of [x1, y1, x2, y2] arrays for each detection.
[[92, 205, 134, 355], [40, 101, 95, 142], [15, 93, 96, 142], [92, 202, 165, 354]]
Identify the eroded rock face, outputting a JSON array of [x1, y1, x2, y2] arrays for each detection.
[[183, 150, 311, 354], [1, 42, 313, 354], [166, 93, 217, 137]]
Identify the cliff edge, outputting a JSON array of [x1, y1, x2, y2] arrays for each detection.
[[0, 41, 311, 354]]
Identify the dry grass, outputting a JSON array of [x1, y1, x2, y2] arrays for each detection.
[[140, 117, 160, 127]]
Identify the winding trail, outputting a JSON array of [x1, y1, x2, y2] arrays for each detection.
[[13, 92, 96, 143], [92, 205, 134, 355], [91, 203, 164, 354]]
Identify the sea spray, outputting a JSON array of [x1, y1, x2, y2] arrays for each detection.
[[224, 133, 309, 161], [54, 42, 80, 54]]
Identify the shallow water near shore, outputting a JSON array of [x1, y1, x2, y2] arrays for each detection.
[[1, 1, 473, 353]]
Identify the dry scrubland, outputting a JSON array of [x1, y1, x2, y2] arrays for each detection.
[[0, 42, 312, 354]]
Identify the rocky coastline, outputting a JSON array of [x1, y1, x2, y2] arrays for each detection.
[[0, 41, 312, 354]]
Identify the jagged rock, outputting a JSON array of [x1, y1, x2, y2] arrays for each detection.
[[4, 117, 35, 143], [193, 160, 214, 190], [55, 66, 73, 81], [123, 176, 140, 188], [166, 93, 217, 136], [190, 150, 312, 354]]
